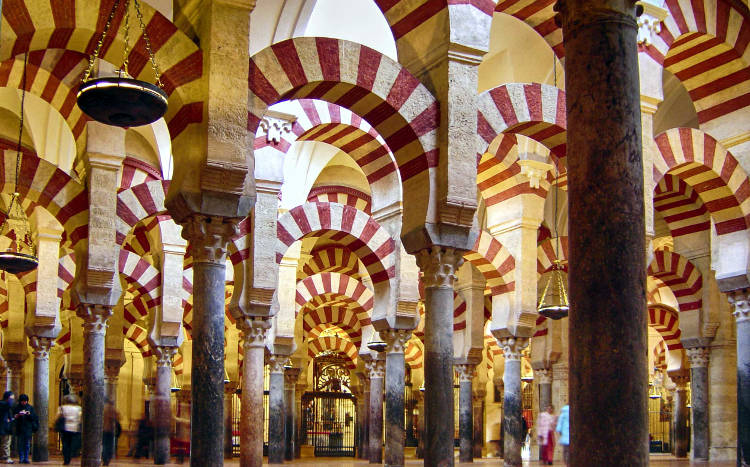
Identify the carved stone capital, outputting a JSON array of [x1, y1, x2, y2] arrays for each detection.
[[76, 304, 113, 335], [5, 359, 24, 374], [241, 318, 270, 350], [535, 367, 553, 385], [28, 336, 54, 360], [727, 288, 750, 324], [268, 355, 288, 374], [685, 346, 710, 369], [154, 346, 178, 368], [415, 247, 464, 288], [381, 329, 411, 354], [105, 360, 123, 381], [669, 371, 690, 389], [259, 112, 295, 145], [284, 367, 301, 386], [636, 1, 667, 46], [365, 359, 385, 379], [454, 363, 476, 383], [496, 336, 529, 362], [181, 214, 239, 264]]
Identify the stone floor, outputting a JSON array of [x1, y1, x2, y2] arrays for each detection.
[[13, 455, 737, 466]]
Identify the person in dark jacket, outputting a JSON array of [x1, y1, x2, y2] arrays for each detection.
[[0, 391, 14, 464], [12, 395, 37, 464]]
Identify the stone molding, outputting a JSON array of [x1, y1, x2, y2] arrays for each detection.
[[535, 367, 553, 385], [727, 288, 750, 323], [268, 355, 288, 374], [415, 247, 464, 288], [365, 359, 385, 379], [454, 363, 476, 383], [496, 336, 529, 362], [154, 346, 178, 368], [241, 318, 270, 350], [77, 304, 113, 334], [28, 336, 54, 360], [381, 329, 411, 354], [685, 346, 710, 368], [181, 215, 239, 264]]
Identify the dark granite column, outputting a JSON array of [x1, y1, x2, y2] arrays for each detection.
[[240, 320, 269, 467], [556, 1, 648, 465], [727, 290, 750, 465], [76, 305, 113, 467], [670, 374, 689, 458], [536, 368, 552, 413], [284, 367, 300, 461], [415, 247, 464, 467], [382, 329, 411, 467], [358, 373, 371, 460], [268, 355, 287, 464], [367, 358, 385, 464], [455, 363, 475, 463], [495, 337, 527, 467], [181, 215, 238, 467], [153, 347, 177, 464], [472, 388, 485, 458], [29, 337, 53, 462], [685, 345, 710, 460]]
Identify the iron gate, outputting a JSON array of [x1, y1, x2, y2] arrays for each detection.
[[302, 391, 357, 457]]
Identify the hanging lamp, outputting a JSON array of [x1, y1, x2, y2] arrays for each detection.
[[0, 52, 39, 275], [537, 172, 569, 320], [77, 0, 168, 127]]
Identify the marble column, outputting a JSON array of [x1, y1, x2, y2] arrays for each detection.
[[295, 382, 305, 458], [153, 346, 176, 464], [240, 319, 269, 467], [268, 355, 287, 464], [181, 215, 238, 467], [536, 368, 552, 412], [685, 345, 710, 460], [670, 374, 689, 458], [75, 305, 112, 467], [415, 247, 464, 467], [29, 337, 53, 461], [366, 358, 385, 464], [6, 358, 25, 395], [284, 367, 301, 461], [358, 373, 371, 460], [497, 337, 528, 467], [104, 360, 123, 405], [455, 363, 475, 463], [556, 2, 648, 466], [472, 388, 485, 459], [726, 290, 750, 465], [224, 383, 237, 459], [382, 329, 411, 467], [415, 391, 425, 459]]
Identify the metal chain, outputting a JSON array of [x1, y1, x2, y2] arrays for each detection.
[[133, 0, 163, 87], [121, 0, 131, 76], [82, 0, 122, 83]]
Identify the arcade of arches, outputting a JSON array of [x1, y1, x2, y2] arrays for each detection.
[[0, 0, 748, 466]]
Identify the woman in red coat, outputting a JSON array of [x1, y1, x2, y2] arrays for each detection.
[[536, 405, 557, 465]]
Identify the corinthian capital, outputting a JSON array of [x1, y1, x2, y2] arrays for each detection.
[[181, 214, 239, 264], [364, 359, 385, 379], [495, 336, 528, 362], [727, 288, 750, 324], [535, 367, 552, 385], [685, 346, 710, 369], [454, 363, 476, 383], [416, 247, 464, 288], [154, 346, 178, 368], [241, 318, 270, 350], [76, 304, 113, 334], [268, 355, 288, 374], [28, 336, 54, 360], [381, 329, 411, 354]]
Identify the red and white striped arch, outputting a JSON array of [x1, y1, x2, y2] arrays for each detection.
[[119, 249, 161, 310], [647, 0, 750, 124], [495, 1, 563, 58], [0, 279, 7, 329], [533, 315, 548, 338], [277, 202, 396, 284], [122, 217, 161, 260], [3, 0, 205, 144], [124, 324, 152, 357], [463, 230, 516, 295], [120, 157, 162, 191], [537, 235, 569, 276], [648, 248, 703, 313], [301, 245, 362, 280], [173, 352, 184, 376], [307, 186, 372, 214], [56, 328, 71, 354], [653, 338, 667, 371], [654, 174, 711, 238], [654, 128, 750, 235], [249, 37, 438, 232], [116, 180, 170, 245], [307, 335, 358, 369], [405, 338, 423, 370], [123, 296, 149, 326], [648, 306, 683, 350], [304, 306, 365, 347], [484, 332, 503, 371], [57, 253, 76, 311]]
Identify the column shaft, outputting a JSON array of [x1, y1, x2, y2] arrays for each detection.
[[284, 368, 299, 461], [268, 360, 286, 464], [560, 2, 648, 466], [383, 330, 410, 467], [224, 388, 235, 459], [672, 387, 688, 458], [368, 361, 384, 464], [685, 347, 709, 461], [502, 352, 523, 466], [737, 315, 750, 464], [359, 383, 370, 459], [79, 308, 110, 467], [538, 381, 552, 413], [459, 380, 473, 462], [153, 362, 173, 464], [472, 392, 484, 458], [241, 326, 267, 467], [30, 338, 52, 462]]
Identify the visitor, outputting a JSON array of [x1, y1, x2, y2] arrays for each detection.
[[12, 394, 38, 464], [556, 404, 570, 466], [0, 392, 14, 464], [536, 404, 557, 465], [57, 394, 82, 466], [133, 416, 153, 459], [102, 398, 120, 466]]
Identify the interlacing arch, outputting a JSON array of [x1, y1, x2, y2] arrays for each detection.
[[305, 313, 364, 348], [495, 1, 563, 58], [123, 217, 161, 260], [2, 0, 205, 144], [647, 248, 703, 312], [307, 335, 358, 369], [653, 128, 750, 235], [249, 37, 438, 233], [295, 272, 374, 316], [648, 305, 683, 350], [463, 230, 516, 295], [119, 249, 161, 310], [277, 202, 396, 283], [654, 174, 711, 238], [116, 180, 170, 245], [124, 323, 152, 357], [648, 0, 750, 124]]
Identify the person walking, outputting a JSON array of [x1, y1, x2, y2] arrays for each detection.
[[536, 405, 557, 465], [0, 392, 14, 464], [102, 399, 120, 466], [12, 395, 38, 464], [57, 395, 82, 466], [556, 404, 570, 467]]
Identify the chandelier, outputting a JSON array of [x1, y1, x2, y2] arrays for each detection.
[[76, 0, 168, 127], [0, 51, 39, 274], [537, 171, 569, 320]]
